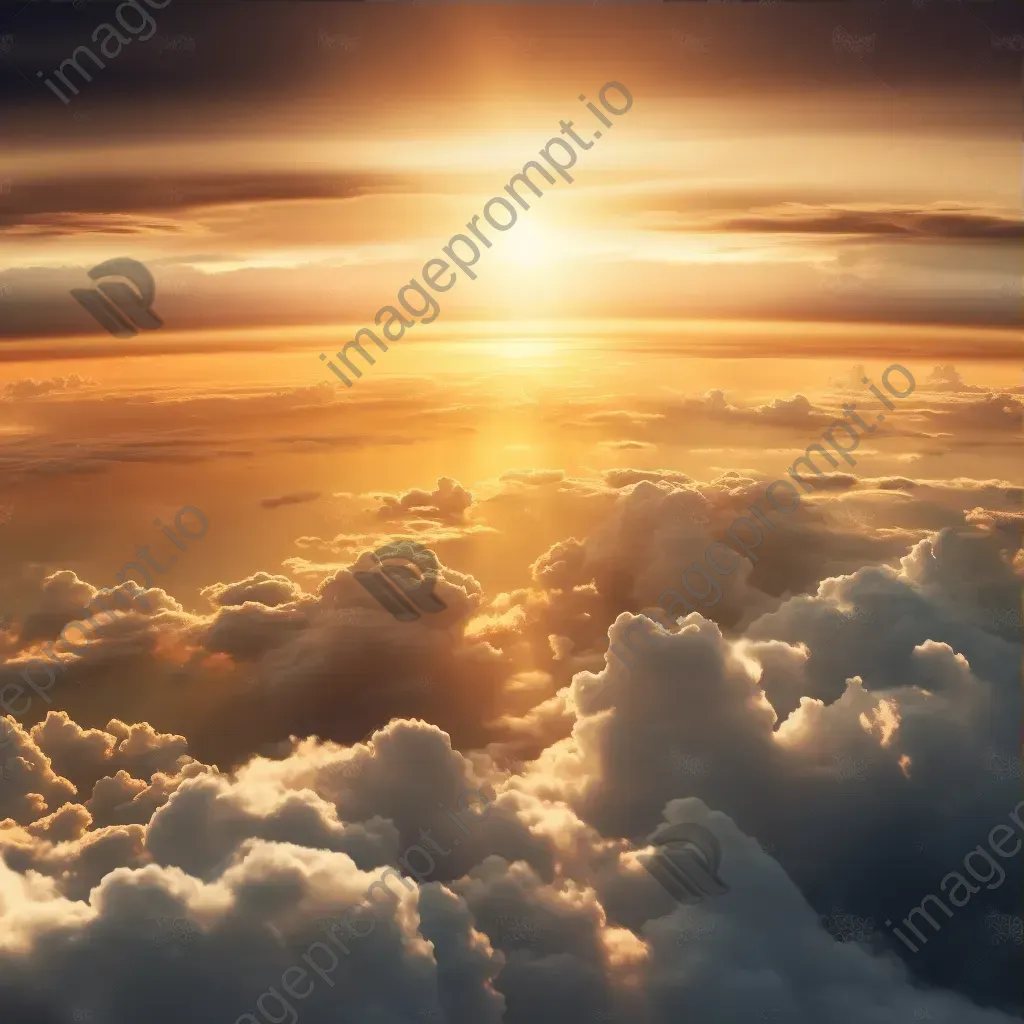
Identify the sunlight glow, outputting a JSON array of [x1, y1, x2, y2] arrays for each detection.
[[481, 339, 559, 360], [491, 219, 561, 268]]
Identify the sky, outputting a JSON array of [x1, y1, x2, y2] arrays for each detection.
[[0, 2, 1021, 1024]]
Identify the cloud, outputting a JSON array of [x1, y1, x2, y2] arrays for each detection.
[[0, 375, 96, 401], [260, 491, 322, 510], [561, 392, 836, 448], [499, 470, 567, 487], [920, 365, 989, 394], [600, 440, 656, 451], [918, 394, 1023, 435], [1, 212, 188, 238], [374, 477, 474, 524], [202, 573, 307, 609], [0, 380, 437, 482], [0, 520, 1019, 1019], [650, 201, 1024, 241], [0, 701, 1018, 1022], [0, 376, 1019, 1019], [0, 172, 406, 229]]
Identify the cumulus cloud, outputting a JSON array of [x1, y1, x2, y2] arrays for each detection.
[[0, 706, 1018, 1023], [921, 365, 988, 394], [0, 371, 1021, 1021], [0, 375, 96, 401], [202, 573, 308, 609], [374, 476, 474, 523]]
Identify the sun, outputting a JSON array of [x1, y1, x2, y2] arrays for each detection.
[[475, 216, 574, 319], [491, 218, 560, 268]]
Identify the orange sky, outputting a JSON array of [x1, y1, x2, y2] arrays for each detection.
[[0, 8, 1021, 1021], [0, 1, 1019, 609], [0, 4, 1019, 369]]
